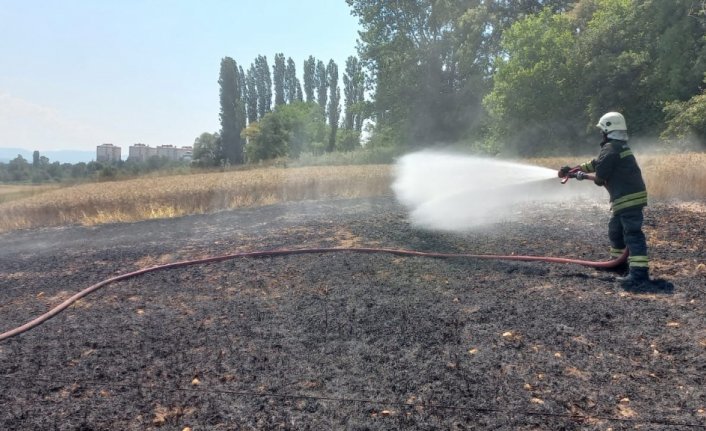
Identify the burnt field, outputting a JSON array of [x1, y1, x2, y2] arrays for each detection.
[[1, 196, 705, 430]]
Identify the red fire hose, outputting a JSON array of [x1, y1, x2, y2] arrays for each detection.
[[0, 246, 628, 342]]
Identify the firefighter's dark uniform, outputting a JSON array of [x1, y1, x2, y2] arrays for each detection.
[[579, 139, 648, 273]]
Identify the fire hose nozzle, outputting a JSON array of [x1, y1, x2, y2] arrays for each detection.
[[560, 168, 595, 184]]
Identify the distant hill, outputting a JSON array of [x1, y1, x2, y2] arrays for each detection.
[[0, 148, 95, 164]]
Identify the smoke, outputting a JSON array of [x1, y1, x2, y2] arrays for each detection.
[[631, 134, 705, 155], [392, 151, 603, 231]]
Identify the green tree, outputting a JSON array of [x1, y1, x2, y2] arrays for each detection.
[[315, 60, 328, 115], [347, 0, 486, 147], [218, 56, 246, 164], [327, 60, 341, 152], [482, 0, 706, 153], [47, 161, 63, 180], [238, 65, 246, 96], [572, 0, 655, 136], [467, 0, 577, 76], [255, 55, 272, 118], [303, 56, 316, 103], [86, 161, 103, 178], [282, 102, 327, 157], [273, 53, 286, 106], [284, 57, 298, 103], [192, 132, 221, 167], [565, 0, 704, 139], [244, 102, 327, 161], [8, 155, 31, 181], [238, 65, 247, 112], [32, 151, 40, 168], [662, 79, 706, 147], [245, 113, 288, 162], [347, 0, 578, 149], [71, 162, 88, 179], [484, 8, 582, 154], [343, 55, 365, 131], [637, 0, 706, 105], [336, 128, 361, 151], [294, 78, 303, 102], [246, 64, 259, 123]]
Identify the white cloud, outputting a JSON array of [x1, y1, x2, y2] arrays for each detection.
[[0, 92, 111, 151]]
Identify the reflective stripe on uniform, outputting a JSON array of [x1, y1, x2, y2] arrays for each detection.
[[619, 149, 633, 158], [611, 191, 648, 213], [610, 247, 625, 258], [628, 255, 649, 267], [580, 161, 595, 172]]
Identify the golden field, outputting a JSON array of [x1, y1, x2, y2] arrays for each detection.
[[0, 153, 704, 233], [0, 184, 61, 205], [0, 166, 392, 233]]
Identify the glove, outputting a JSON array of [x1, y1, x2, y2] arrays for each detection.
[[575, 171, 588, 181], [558, 166, 571, 178]]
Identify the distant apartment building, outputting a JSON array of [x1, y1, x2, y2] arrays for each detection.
[[96, 143, 121, 163], [128, 144, 192, 162]]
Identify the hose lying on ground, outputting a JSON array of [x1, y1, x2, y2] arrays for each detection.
[[0, 247, 628, 342]]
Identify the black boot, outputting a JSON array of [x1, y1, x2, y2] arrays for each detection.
[[617, 267, 649, 288], [597, 260, 629, 275]]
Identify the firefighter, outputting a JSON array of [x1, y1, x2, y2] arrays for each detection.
[[558, 112, 650, 287]]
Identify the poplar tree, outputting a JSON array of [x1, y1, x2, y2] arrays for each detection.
[[295, 78, 304, 102], [218, 56, 245, 164], [284, 57, 298, 103], [273, 53, 286, 106], [303, 56, 316, 103], [246, 64, 258, 123], [255, 55, 272, 118], [343, 56, 365, 131], [316, 60, 328, 115], [327, 60, 341, 151], [238, 65, 247, 101]]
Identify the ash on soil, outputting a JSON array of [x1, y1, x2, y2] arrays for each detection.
[[1, 196, 705, 430]]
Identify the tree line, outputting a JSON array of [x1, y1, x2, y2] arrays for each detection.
[[347, 0, 706, 155], [197, 1, 705, 165], [193, 54, 366, 166], [0, 151, 188, 183]]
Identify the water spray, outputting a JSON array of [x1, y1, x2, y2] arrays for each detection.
[[392, 151, 601, 231]]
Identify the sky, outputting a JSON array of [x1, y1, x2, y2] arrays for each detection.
[[0, 0, 361, 153]]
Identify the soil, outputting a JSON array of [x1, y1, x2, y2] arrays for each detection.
[[1, 195, 705, 430]]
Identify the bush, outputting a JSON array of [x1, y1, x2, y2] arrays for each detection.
[[336, 129, 362, 152], [98, 166, 118, 181]]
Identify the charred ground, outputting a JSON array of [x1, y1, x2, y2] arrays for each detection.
[[1, 196, 705, 430]]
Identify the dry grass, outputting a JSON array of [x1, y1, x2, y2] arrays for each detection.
[[529, 152, 706, 200], [0, 184, 61, 204], [0, 165, 392, 233], [1, 153, 703, 234]]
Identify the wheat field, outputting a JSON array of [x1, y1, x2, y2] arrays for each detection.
[[0, 184, 61, 205], [0, 166, 391, 233], [0, 153, 704, 233]]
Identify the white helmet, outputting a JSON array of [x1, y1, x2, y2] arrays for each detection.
[[596, 112, 627, 133]]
